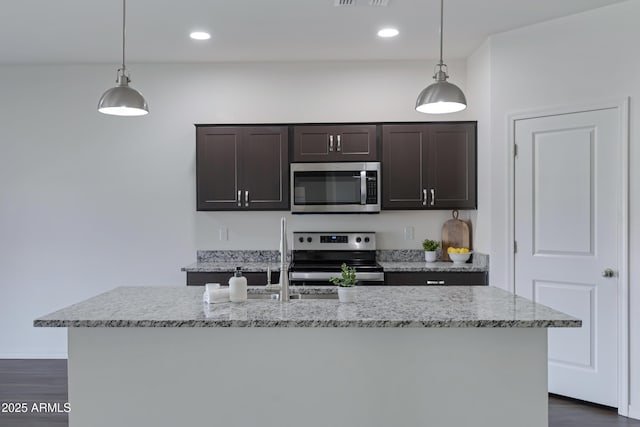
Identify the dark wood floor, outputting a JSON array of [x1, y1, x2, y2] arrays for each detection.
[[0, 359, 68, 427], [549, 394, 640, 427], [1, 359, 639, 426]]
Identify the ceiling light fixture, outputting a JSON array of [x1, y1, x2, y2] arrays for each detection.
[[98, 0, 148, 116], [190, 31, 211, 40], [415, 0, 466, 114], [377, 28, 399, 38]]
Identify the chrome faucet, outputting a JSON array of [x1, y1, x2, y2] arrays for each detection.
[[279, 217, 290, 302]]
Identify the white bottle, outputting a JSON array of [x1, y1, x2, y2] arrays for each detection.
[[229, 267, 248, 302]]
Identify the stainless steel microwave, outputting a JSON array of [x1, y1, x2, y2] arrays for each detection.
[[290, 162, 381, 213]]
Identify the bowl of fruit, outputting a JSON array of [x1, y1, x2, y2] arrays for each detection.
[[447, 247, 472, 264]]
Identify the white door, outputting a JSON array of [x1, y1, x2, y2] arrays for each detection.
[[514, 108, 620, 406]]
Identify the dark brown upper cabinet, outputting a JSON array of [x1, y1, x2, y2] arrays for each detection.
[[292, 125, 377, 162], [196, 126, 289, 211], [382, 123, 476, 210]]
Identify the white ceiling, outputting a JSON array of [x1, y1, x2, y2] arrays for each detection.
[[0, 0, 627, 64]]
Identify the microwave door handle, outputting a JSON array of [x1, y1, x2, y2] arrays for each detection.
[[360, 171, 367, 205]]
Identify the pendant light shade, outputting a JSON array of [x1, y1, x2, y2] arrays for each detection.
[[98, 73, 148, 116], [415, 73, 467, 114], [98, 0, 148, 116], [415, 0, 466, 114]]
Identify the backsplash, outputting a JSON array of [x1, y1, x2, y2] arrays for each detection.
[[377, 250, 488, 269], [196, 249, 489, 269], [376, 249, 425, 262], [197, 250, 283, 263]]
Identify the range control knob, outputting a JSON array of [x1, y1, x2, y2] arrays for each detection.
[[364, 237, 370, 243], [307, 237, 313, 243], [298, 237, 304, 243], [356, 237, 362, 243]]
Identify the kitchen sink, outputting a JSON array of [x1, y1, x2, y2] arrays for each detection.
[[247, 293, 338, 300]]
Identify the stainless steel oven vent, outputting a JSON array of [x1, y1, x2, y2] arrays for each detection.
[[334, 0, 356, 6], [334, 0, 389, 6]]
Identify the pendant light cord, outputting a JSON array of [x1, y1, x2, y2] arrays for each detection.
[[438, 0, 444, 67], [121, 0, 127, 72]]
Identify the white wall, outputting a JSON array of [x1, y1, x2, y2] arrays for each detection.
[[479, 1, 639, 417], [465, 39, 491, 255], [0, 59, 477, 358]]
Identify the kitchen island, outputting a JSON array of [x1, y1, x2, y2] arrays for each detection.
[[35, 286, 579, 427]]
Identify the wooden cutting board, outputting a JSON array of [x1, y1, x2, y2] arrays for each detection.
[[441, 210, 471, 262]]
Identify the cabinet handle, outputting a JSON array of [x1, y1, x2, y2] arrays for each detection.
[[430, 188, 435, 206], [329, 135, 334, 152], [337, 135, 341, 152], [237, 190, 242, 207], [360, 171, 367, 205], [245, 190, 249, 207], [422, 189, 427, 206], [426, 280, 446, 285]]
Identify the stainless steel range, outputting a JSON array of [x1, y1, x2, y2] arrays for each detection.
[[288, 232, 384, 285]]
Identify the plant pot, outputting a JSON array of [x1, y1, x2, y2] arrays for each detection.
[[337, 286, 357, 303], [424, 251, 437, 262]]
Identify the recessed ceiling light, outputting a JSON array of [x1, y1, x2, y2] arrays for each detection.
[[190, 31, 211, 40], [377, 28, 399, 38]]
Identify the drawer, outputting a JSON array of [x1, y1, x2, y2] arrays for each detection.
[[384, 271, 487, 286], [186, 271, 280, 286]]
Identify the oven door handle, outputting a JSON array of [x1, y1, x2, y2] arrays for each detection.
[[360, 170, 367, 205], [289, 271, 384, 281]]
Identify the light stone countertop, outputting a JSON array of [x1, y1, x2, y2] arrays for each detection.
[[182, 262, 281, 272], [34, 286, 580, 328], [380, 261, 486, 272], [182, 250, 489, 273], [182, 261, 486, 273]]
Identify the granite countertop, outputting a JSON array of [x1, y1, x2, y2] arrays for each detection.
[[182, 250, 489, 273], [183, 262, 281, 272], [380, 261, 486, 272], [183, 261, 486, 273], [34, 286, 580, 328]]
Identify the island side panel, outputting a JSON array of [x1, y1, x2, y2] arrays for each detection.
[[68, 327, 548, 427]]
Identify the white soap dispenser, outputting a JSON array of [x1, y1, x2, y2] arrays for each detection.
[[229, 266, 248, 302]]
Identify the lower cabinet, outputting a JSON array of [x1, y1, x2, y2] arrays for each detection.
[[188, 271, 487, 286], [187, 272, 280, 286], [384, 272, 488, 286]]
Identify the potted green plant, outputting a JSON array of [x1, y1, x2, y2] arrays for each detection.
[[422, 239, 440, 262], [329, 263, 358, 303]]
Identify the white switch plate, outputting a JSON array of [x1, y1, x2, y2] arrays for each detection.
[[219, 227, 228, 241], [404, 226, 414, 240]]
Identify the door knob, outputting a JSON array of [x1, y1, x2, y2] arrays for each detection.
[[602, 268, 616, 278]]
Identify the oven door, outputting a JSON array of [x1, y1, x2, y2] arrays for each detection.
[[290, 162, 380, 213], [289, 271, 385, 286]]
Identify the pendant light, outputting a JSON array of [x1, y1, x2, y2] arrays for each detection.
[[415, 0, 466, 114], [98, 0, 148, 116]]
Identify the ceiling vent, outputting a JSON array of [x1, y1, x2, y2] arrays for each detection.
[[334, 0, 389, 6], [334, 0, 356, 6]]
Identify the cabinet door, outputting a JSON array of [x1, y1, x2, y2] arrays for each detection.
[[426, 123, 477, 209], [293, 125, 378, 162], [334, 125, 377, 161], [292, 126, 334, 161], [196, 127, 241, 210], [381, 125, 428, 209], [241, 127, 289, 210], [385, 272, 487, 286], [187, 272, 280, 286]]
